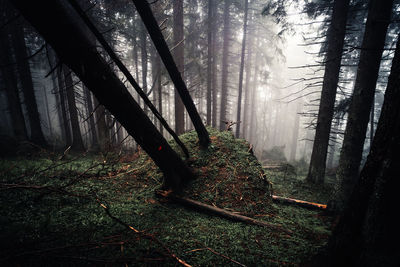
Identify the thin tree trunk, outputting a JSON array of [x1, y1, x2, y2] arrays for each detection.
[[56, 66, 72, 147], [132, 0, 210, 147], [11, 0, 193, 190], [211, 2, 218, 129], [140, 23, 148, 114], [63, 66, 85, 151], [335, 0, 393, 211], [206, 0, 213, 126], [84, 85, 98, 150], [289, 102, 301, 162], [306, 0, 351, 184], [172, 0, 185, 134], [242, 16, 254, 140], [219, 0, 231, 131], [235, 0, 249, 138]]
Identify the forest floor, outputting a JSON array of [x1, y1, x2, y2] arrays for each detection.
[[0, 129, 335, 266]]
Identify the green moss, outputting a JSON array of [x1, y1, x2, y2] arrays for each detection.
[[0, 128, 333, 266]]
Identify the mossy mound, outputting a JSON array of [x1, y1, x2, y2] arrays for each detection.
[[171, 128, 272, 215]]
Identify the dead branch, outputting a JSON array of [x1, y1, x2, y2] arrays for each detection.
[[156, 190, 292, 235], [272, 195, 327, 210]]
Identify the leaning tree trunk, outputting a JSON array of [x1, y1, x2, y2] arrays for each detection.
[[324, 32, 400, 267], [219, 0, 231, 131], [306, 0, 350, 184], [132, 0, 210, 147], [10, 14, 48, 147], [235, 0, 249, 138], [10, 0, 192, 191], [335, 0, 394, 211], [63, 66, 85, 151]]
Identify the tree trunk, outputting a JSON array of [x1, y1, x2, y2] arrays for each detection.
[[63, 66, 85, 151], [235, 0, 249, 138], [0, 7, 28, 142], [335, 0, 393, 210], [140, 23, 148, 114], [306, 0, 350, 184], [56, 66, 72, 147], [206, 0, 213, 126], [289, 102, 301, 162], [242, 13, 254, 140], [83, 85, 98, 150], [323, 32, 400, 267], [10, 15, 48, 147], [132, 0, 210, 147], [10, 0, 192, 190], [219, 0, 231, 131], [172, 0, 185, 135]]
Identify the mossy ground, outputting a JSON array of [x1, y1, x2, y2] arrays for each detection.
[[0, 128, 334, 266]]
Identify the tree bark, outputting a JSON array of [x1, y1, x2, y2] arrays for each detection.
[[63, 66, 85, 151], [324, 32, 400, 267], [206, 0, 213, 126], [10, 0, 192, 190], [235, 0, 249, 138], [132, 0, 210, 147], [335, 0, 393, 210], [306, 0, 350, 184], [10, 15, 48, 147], [0, 6, 28, 142], [172, 0, 185, 135], [56, 66, 72, 147], [219, 0, 231, 131], [83, 85, 98, 150]]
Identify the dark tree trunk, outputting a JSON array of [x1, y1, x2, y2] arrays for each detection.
[[235, 0, 249, 138], [132, 0, 210, 147], [0, 6, 28, 142], [306, 0, 351, 184], [172, 0, 185, 135], [219, 0, 231, 131], [140, 23, 148, 114], [93, 96, 109, 151], [10, 15, 48, 146], [335, 0, 393, 210], [206, 0, 213, 126], [10, 0, 192, 190], [83, 85, 98, 150], [56, 66, 72, 147], [211, 2, 218, 129], [63, 66, 85, 151], [323, 33, 400, 267]]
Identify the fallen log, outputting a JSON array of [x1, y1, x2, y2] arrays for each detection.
[[156, 190, 292, 235], [272, 195, 327, 210]]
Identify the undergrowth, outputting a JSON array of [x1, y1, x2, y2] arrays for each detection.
[[0, 128, 333, 266]]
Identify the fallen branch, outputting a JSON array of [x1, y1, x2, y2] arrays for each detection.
[[272, 195, 327, 210], [156, 191, 292, 235]]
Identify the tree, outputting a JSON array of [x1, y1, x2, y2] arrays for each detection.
[[335, 0, 394, 210], [132, 0, 210, 147], [10, 14, 48, 147], [0, 2, 28, 142], [206, 0, 214, 126], [322, 33, 400, 267], [235, 0, 249, 138], [63, 66, 85, 151], [219, 0, 231, 131], [306, 0, 351, 184], [172, 0, 185, 135], [10, 0, 192, 190]]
